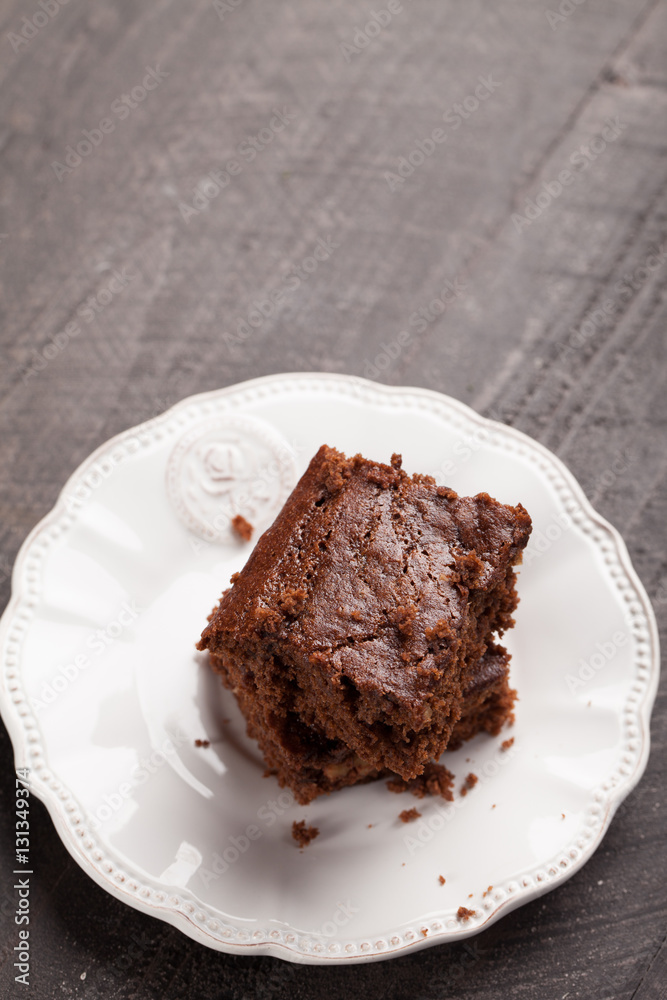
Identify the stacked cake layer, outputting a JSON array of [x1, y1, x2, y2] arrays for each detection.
[[198, 445, 531, 804]]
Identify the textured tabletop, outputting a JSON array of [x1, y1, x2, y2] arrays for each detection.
[[1, 1, 666, 997]]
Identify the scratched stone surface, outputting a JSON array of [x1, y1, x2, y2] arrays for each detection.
[[0, 0, 666, 997]]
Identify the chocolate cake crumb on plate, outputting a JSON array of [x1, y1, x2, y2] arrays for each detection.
[[386, 762, 455, 801], [231, 514, 253, 541], [399, 808, 422, 823], [457, 906, 476, 921], [292, 820, 319, 847], [460, 773, 478, 796]]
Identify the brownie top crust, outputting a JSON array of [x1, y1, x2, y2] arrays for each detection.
[[198, 445, 531, 729]]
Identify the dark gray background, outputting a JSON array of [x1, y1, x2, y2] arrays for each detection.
[[1, 0, 666, 997]]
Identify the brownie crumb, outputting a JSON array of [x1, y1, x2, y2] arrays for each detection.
[[387, 763, 455, 801], [399, 808, 421, 823], [390, 453, 403, 469], [501, 737, 514, 751], [194, 739, 210, 747], [482, 885, 493, 897], [292, 820, 319, 847], [460, 773, 478, 797], [389, 603, 418, 635], [278, 588, 307, 616], [231, 514, 253, 542], [420, 927, 428, 938], [457, 906, 476, 921], [438, 875, 446, 886]]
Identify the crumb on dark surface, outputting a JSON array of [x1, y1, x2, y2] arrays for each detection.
[[292, 820, 319, 847], [231, 514, 253, 541], [387, 763, 455, 801], [457, 906, 476, 921], [438, 875, 446, 885], [399, 808, 421, 823], [460, 772, 478, 796], [194, 738, 210, 747], [501, 737, 514, 751]]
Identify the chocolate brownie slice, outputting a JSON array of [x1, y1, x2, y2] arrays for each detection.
[[197, 444, 531, 797]]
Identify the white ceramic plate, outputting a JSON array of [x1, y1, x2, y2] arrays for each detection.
[[0, 373, 659, 964]]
